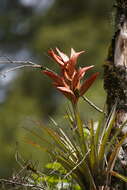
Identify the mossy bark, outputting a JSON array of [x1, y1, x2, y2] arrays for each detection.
[[104, 0, 127, 189]]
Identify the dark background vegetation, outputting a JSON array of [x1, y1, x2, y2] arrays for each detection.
[[0, 0, 113, 178]]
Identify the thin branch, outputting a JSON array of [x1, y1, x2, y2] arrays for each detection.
[[82, 96, 106, 115], [0, 64, 41, 76], [0, 178, 45, 190], [0, 61, 38, 65], [0, 60, 55, 78], [0, 60, 44, 77]]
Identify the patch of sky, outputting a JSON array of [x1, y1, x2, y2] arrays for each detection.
[[20, 0, 54, 14]]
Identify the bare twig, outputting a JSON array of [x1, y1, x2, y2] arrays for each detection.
[[0, 178, 45, 190], [0, 60, 44, 77], [0, 64, 41, 76], [0, 61, 39, 65]]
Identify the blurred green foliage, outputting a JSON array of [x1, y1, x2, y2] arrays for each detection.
[[0, 0, 114, 178]]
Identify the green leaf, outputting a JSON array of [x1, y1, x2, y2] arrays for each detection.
[[89, 120, 97, 172], [43, 127, 72, 154], [98, 103, 116, 166], [111, 171, 127, 183], [25, 127, 52, 147], [26, 139, 53, 155], [76, 112, 88, 154], [94, 111, 105, 154]]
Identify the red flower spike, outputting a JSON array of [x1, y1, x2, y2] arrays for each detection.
[[65, 49, 85, 78], [42, 48, 98, 105], [56, 86, 77, 104], [56, 48, 69, 62], [64, 64, 76, 79], [70, 48, 76, 57], [78, 66, 94, 79], [70, 48, 85, 65], [42, 70, 64, 86], [48, 50, 64, 66], [53, 81, 68, 89], [72, 65, 94, 90], [80, 72, 99, 96]]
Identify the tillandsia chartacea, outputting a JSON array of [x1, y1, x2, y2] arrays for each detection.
[[42, 48, 99, 105]]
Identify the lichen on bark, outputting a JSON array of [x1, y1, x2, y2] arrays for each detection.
[[104, 0, 127, 189]]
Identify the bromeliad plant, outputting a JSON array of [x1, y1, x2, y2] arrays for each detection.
[[27, 48, 127, 190]]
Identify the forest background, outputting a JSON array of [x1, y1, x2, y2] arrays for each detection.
[[0, 0, 113, 178]]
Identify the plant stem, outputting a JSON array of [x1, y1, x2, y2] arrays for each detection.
[[82, 96, 106, 115], [72, 103, 78, 129]]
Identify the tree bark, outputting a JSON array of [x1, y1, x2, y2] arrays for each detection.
[[104, 0, 127, 189]]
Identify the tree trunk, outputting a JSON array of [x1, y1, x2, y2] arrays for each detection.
[[104, 0, 127, 189]]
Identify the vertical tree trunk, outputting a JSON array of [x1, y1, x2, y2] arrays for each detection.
[[104, 0, 127, 189]]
